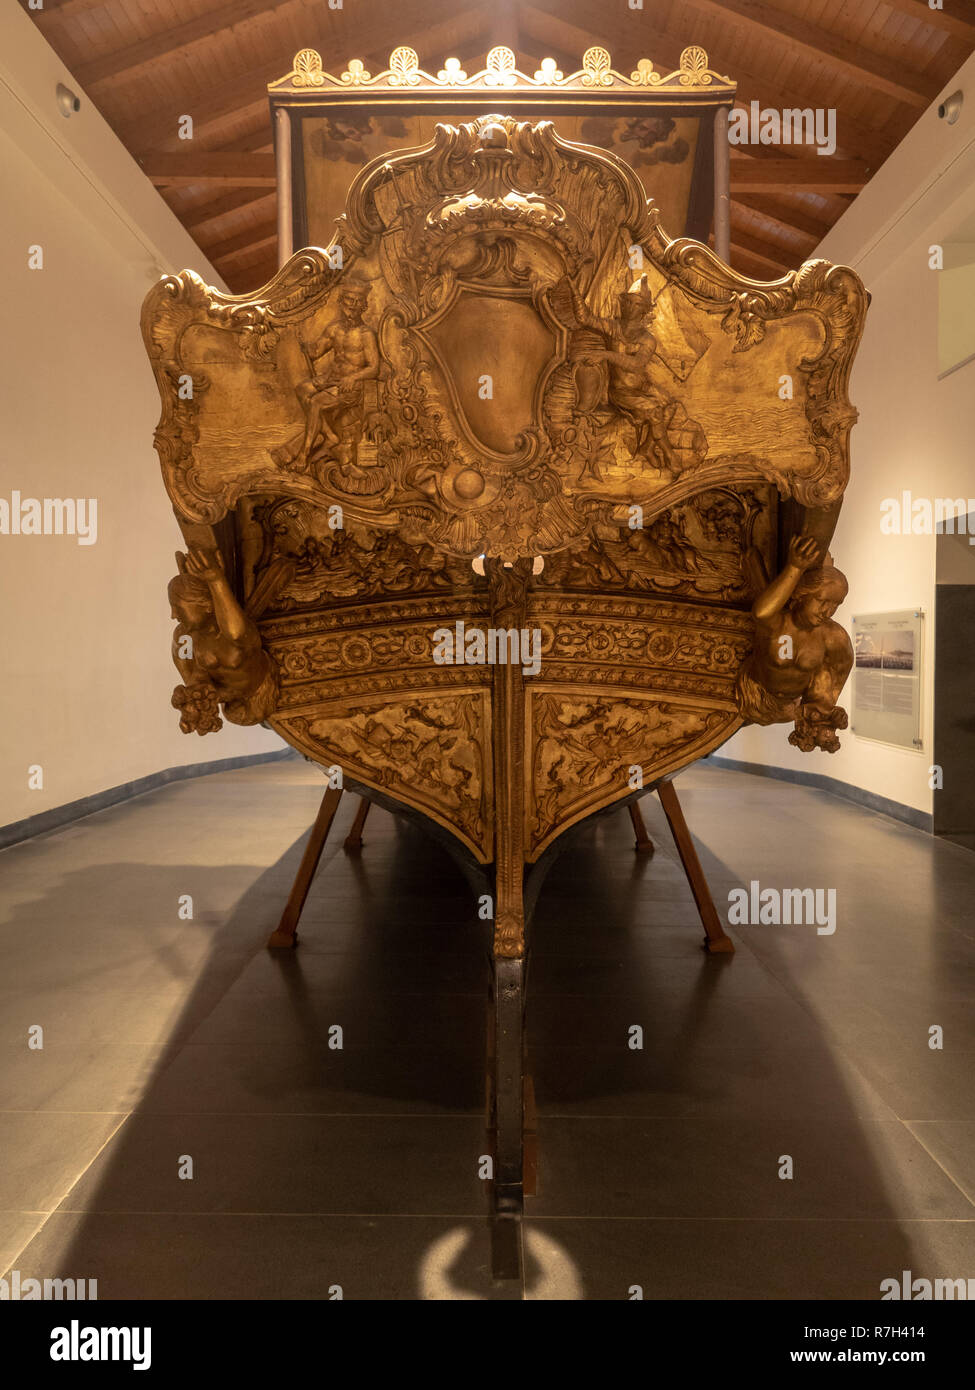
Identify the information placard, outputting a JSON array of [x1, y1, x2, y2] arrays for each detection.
[[851, 610, 923, 750]]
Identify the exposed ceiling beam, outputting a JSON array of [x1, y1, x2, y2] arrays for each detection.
[[205, 223, 278, 265], [115, 6, 489, 154], [731, 206, 818, 252], [729, 99, 894, 176], [140, 152, 277, 187], [219, 239, 281, 273], [160, 127, 274, 202], [229, 254, 280, 292], [185, 190, 277, 233], [74, 0, 488, 90], [879, 0, 975, 44], [73, 0, 288, 89], [728, 230, 794, 272], [683, 0, 939, 108], [728, 241, 793, 278], [117, 70, 281, 155], [730, 158, 870, 191], [519, 3, 688, 74], [489, 0, 518, 50], [23, 0, 110, 20], [732, 194, 829, 243], [520, 2, 901, 169]]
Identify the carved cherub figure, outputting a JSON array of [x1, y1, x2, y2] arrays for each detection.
[[169, 546, 277, 733], [736, 534, 853, 753]]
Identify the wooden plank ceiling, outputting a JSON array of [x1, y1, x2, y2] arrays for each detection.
[[24, 0, 975, 288]]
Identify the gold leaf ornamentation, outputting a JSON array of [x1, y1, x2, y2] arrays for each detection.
[[533, 57, 563, 84], [582, 46, 613, 88], [340, 58, 371, 87], [485, 45, 517, 88], [679, 45, 711, 86], [292, 48, 325, 88], [630, 58, 658, 86], [437, 57, 467, 84], [388, 46, 421, 87]]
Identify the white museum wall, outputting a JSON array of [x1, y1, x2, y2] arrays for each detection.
[[0, 7, 282, 831], [722, 52, 975, 819]]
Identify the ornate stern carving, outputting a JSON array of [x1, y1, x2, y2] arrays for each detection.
[[141, 115, 867, 565], [169, 546, 278, 734], [141, 100, 866, 839], [735, 535, 853, 752]]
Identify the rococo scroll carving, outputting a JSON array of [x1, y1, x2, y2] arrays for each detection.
[[142, 114, 867, 563]]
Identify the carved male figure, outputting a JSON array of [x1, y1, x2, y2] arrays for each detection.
[[285, 283, 379, 473], [562, 276, 702, 477], [736, 534, 853, 752]]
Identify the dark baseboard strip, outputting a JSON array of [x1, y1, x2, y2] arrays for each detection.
[[706, 754, 933, 832], [0, 747, 300, 851]]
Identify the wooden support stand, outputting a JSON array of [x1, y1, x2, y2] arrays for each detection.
[[343, 796, 371, 851], [266, 774, 728, 1268], [487, 955, 528, 1279], [266, 786, 343, 948], [656, 778, 734, 954], [266, 791, 374, 947], [628, 799, 655, 853], [492, 957, 525, 1217]]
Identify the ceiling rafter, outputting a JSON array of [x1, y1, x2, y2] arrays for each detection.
[[185, 190, 276, 233], [519, 2, 901, 169], [728, 229, 793, 271], [729, 158, 869, 191], [682, 0, 939, 108], [731, 194, 830, 243], [141, 152, 276, 186], [728, 240, 792, 277], [73, 0, 291, 89], [24, 0, 111, 21], [21, 0, 975, 288], [205, 221, 278, 264], [114, 6, 490, 154], [880, 0, 975, 43], [237, 254, 280, 289]]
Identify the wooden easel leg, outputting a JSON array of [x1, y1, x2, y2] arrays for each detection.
[[657, 778, 734, 955], [267, 786, 343, 949], [628, 799, 655, 853], [343, 795, 371, 852]]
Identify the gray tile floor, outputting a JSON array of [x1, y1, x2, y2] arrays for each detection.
[[1, 757, 972, 1299]]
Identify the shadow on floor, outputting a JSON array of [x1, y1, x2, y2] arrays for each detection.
[[7, 770, 970, 1299]]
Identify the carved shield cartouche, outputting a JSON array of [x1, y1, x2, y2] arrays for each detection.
[[142, 113, 867, 950]]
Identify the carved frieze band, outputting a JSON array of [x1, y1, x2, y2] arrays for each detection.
[[268, 44, 735, 96]]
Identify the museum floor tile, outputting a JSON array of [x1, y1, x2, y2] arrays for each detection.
[[1, 756, 973, 1299]]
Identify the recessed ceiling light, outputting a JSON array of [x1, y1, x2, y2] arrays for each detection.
[[56, 83, 81, 118]]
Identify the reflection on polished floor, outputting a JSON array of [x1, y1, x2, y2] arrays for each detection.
[[1, 757, 973, 1300]]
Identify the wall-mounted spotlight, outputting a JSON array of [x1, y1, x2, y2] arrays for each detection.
[[938, 90, 963, 125], [56, 83, 81, 118]]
